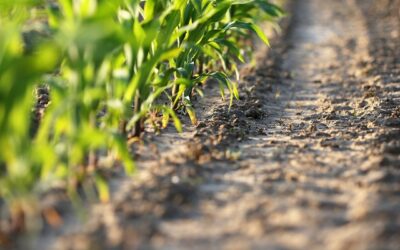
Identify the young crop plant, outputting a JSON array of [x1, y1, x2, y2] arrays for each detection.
[[0, 0, 283, 238], [0, 0, 62, 234], [119, 0, 284, 134]]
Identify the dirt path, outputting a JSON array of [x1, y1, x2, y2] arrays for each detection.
[[19, 0, 399, 249], [153, 0, 400, 249]]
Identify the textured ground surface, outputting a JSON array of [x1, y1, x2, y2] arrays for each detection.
[[11, 0, 400, 249]]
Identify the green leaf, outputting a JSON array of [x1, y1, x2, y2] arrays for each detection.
[[95, 175, 110, 203], [256, 1, 285, 17], [113, 134, 135, 175], [144, 0, 155, 21], [223, 21, 270, 46], [185, 104, 197, 125], [162, 106, 182, 133]]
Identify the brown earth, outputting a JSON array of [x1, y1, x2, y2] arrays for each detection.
[[11, 0, 400, 249]]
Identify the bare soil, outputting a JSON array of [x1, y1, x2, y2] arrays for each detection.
[[10, 0, 400, 249]]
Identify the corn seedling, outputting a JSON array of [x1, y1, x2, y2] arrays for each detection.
[[0, 0, 283, 234]]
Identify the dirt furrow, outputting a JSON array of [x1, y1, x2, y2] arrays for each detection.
[[156, 0, 400, 249]]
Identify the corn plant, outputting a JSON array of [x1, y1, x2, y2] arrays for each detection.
[[0, 0, 62, 232], [0, 0, 283, 235]]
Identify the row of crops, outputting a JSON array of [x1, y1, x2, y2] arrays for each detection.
[[0, 0, 283, 231]]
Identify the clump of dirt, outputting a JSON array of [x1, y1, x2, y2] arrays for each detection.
[[30, 85, 50, 137]]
